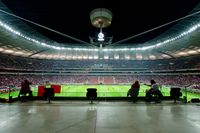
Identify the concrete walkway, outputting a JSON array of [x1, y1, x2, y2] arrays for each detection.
[[0, 101, 199, 133]]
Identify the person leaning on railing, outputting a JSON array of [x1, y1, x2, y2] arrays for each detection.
[[127, 81, 140, 102]]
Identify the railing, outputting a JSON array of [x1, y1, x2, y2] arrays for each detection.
[[0, 89, 199, 102], [12, 91, 171, 97]]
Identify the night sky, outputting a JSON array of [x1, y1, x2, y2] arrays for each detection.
[[2, 0, 200, 45]]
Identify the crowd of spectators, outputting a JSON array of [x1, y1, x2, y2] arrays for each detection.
[[1, 54, 200, 71], [1, 53, 200, 95], [0, 75, 200, 87], [0, 74, 200, 95]]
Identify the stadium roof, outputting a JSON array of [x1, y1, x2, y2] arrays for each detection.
[[0, 0, 200, 60]]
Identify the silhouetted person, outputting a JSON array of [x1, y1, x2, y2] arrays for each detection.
[[145, 80, 162, 103], [18, 79, 33, 100], [43, 81, 54, 103], [127, 81, 140, 102]]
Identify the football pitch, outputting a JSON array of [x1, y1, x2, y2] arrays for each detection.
[[1, 84, 200, 102]]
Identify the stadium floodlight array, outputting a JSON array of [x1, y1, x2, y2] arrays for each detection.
[[0, 18, 200, 52]]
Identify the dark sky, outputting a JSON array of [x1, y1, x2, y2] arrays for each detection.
[[2, 0, 200, 45]]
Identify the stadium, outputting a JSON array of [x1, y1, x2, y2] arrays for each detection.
[[0, 0, 200, 133]]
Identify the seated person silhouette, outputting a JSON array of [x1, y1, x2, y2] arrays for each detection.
[[18, 80, 33, 100], [127, 81, 140, 102], [145, 80, 163, 103]]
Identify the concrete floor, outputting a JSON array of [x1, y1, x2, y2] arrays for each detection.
[[0, 101, 200, 133]]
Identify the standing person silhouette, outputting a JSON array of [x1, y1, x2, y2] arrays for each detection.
[[18, 79, 33, 100], [44, 81, 54, 103]]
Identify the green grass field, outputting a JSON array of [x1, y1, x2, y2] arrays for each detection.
[[1, 84, 200, 102]]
